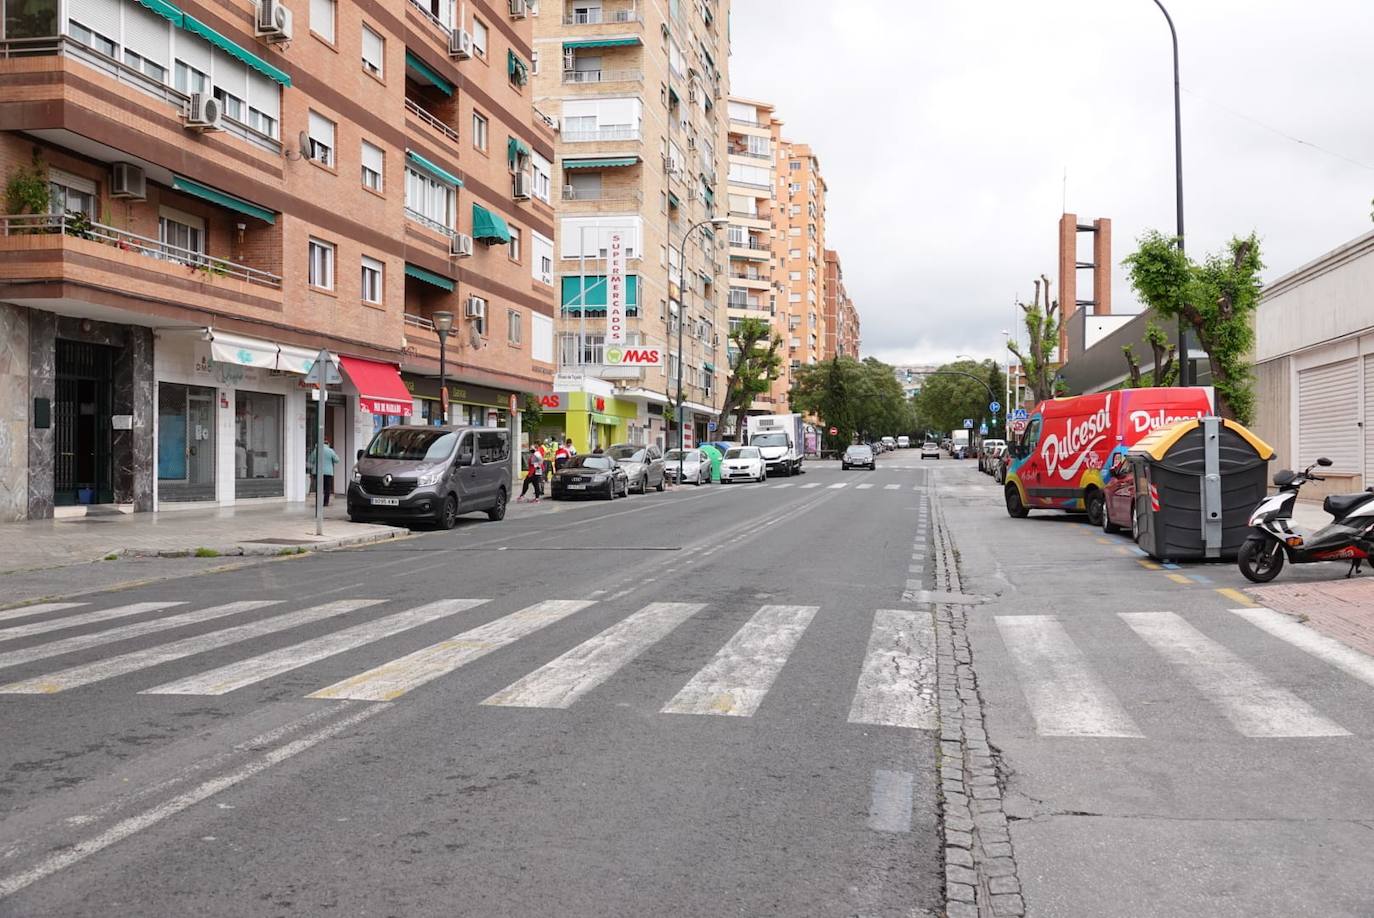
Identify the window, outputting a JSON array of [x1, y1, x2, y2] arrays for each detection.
[[308, 238, 335, 289], [471, 18, 488, 56], [361, 24, 384, 76], [508, 226, 522, 262], [789, 161, 802, 172], [531, 50, 540, 74], [746, 134, 770, 156], [308, 111, 336, 166], [361, 141, 384, 191], [67, 20, 115, 56], [560, 333, 606, 366], [532, 313, 554, 362], [532, 232, 554, 285], [123, 50, 166, 83], [158, 207, 205, 265], [213, 86, 245, 121], [48, 170, 95, 218], [472, 112, 489, 151], [361, 255, 384, 304], [405, 167, 455, 230], [174, 60, 208, 94], [507, 308, 522, 345], [311, 0, 336, 42], [531, 152, 552, 203]]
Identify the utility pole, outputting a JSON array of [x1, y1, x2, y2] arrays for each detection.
[[1152, 0, 1189, 386]]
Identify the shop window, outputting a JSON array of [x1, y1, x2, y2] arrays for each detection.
[[158, 383, 216, 502], [235, 391, 284, 497]]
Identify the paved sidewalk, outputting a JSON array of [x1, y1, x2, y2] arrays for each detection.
[[0, 503, 408, 576]]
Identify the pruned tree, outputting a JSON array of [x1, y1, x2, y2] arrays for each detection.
[[1006, 275, 1060, 404], [1124, 231, 1263, 422], [717, 318, 783, 438], [1121, 321, 1178, 388]]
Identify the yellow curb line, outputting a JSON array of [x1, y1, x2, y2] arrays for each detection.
[[1216, 587, 1255, 606]]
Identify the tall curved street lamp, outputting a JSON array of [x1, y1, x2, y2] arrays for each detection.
[[675, 215, 729, 484], [1151, 0, 1189, 386], [432, 310, 454, 425]]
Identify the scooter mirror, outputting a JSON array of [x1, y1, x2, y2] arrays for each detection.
[[1317, 457, 1334, 467]]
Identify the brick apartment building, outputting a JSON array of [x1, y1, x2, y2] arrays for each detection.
[[0, 0, 556, 521], [532, 0, 730, 452], [823, 247, 858, 360]]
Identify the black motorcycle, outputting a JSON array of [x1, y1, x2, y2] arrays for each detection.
[[1238, 457, 1374, 582]]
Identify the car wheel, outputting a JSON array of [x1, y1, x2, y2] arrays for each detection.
[[487, 487, 508, 521], [436, 493, 459, 530], [1085, 489, 1105, 527], [842, 463, 849, 470], [656, 476, 665, 492], [1005, 484, 1030, 519], [1101, 501, 1120, 534]]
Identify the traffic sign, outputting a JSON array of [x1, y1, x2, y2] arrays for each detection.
[[1011, 408, 1029, 422], [828, 426, 838, 436], [303, 349, 340, 386], [989, 401, 1001, 415], [1012, 419, 1028, 435], [708, 421, 718, 433], [979, 423, 988, 436], [963, 418, 974, 429]]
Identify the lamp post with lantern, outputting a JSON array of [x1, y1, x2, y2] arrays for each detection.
[[432, 310, 454, 425]]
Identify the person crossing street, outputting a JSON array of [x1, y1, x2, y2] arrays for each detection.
[[518, 445, 545, 502]]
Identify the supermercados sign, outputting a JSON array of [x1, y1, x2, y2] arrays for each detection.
[[607, 232, 627, 347], [604, 346, 664, 367]]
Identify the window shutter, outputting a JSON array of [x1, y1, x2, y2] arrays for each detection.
[[362, 27, 384, 71], [122, 2, 172, 68], [70, 0, 120, 39], [247, 71, 280, 119], [1298, 358, 1360, 473]]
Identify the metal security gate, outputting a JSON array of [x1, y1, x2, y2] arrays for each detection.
[[1297, 358, 1359, 474], [54, 340, 115, 506]]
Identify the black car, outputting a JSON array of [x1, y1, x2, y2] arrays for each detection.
[[550, 454, 629, 500], [841, 443, 876, 470]]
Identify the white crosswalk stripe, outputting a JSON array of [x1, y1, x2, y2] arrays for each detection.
[[848, 609, 937, 729], [995, 616, 1143, 737], [308, 600, 595, 702], [0, 601, 280, 671], [1232, 606, 1374, 690], [827, 482, 847, 489], [0, 602, 87, 624], [0, 602, 184, 642], [1120, 611, 1349, 737], [141, 599, 489, 696], [884, 484, 900, 490], [0, 600, 381, 694], [856, 483, 874, 490], [662, 604, 818, 717], [800, 483, 821, 489], [772, 483, 795, 489], [484, 602, 705, 709]]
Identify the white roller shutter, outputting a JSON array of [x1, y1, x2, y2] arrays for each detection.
[[68, 0, 120, 40], [174, 28, 211, 76], [1298, 358, 1359, 472], [247, 70, 280, 121], [1363, 355, 1374, 485], [211, 49, 249, 104], [123, 2, 172, 70]]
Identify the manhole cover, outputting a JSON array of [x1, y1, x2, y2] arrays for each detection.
[[244, 538, 317, 545]]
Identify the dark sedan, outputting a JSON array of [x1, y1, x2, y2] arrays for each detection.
[[550, 455, 629, 500], [841, 444, 875, 470]]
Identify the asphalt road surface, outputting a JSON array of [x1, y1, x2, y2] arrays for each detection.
[[0, 458, 944, 918]]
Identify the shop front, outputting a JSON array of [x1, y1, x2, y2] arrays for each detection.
[[400, 376, 515, 430], [540, 388, 637, 453]]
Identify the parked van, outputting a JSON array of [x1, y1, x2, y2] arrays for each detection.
[[897, 436, 911, 449], [347, 425, 511, 529], [1004, 388, 1213, 525]]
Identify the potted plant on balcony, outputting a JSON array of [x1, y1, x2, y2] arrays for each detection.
[[5, 153, 51, 235]]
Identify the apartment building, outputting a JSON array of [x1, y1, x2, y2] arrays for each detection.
[[773, 140, 826, 403], [822, 248, 859, 360], [532, 0, 730, 452], [0, 0, 555, 521]]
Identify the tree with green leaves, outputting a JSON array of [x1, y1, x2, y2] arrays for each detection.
[[913, 359, 1007, 436], [1121, 321, 1178, 388], [1123, 231, 1263, 422], [1006, 274, 1060, 404], [790, 356, 915, 451], [718, 318, 783, 438]]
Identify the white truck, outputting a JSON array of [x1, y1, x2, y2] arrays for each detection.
[[745, 413, 805, 477], [950, 429, 971, 456]]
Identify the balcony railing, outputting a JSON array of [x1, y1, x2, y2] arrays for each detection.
[[561, 126, 641, 143], [561, 186, 644, 204], [729, 148, 770, 160], [730, 272, 767, 281], [730, 239, 769, 251], [404, 208, 456, 238], [404, 312, 437, 332], [0, 213, 281, 288], [563, 69, 643, 84], [408, 0, 453, 36], [564, 8, 642, 24], [728, 117, 765, 128], [405, 98, 459, 144]]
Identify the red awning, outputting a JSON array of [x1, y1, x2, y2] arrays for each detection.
[[338, 356, 413, 416]]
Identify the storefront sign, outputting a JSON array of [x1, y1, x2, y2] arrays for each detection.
[[539, 393, 565, 410], [607, 232, 627, 346], [554, 372, 584, 390], [603, 346, 665, 367]]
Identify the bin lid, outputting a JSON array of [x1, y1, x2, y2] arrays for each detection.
[[1128, 417, 1274, 462]]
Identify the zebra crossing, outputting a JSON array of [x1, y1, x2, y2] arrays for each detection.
[[3, 597, 1370, 740]]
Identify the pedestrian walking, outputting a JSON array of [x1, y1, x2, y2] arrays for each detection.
[[554, 439, 571, 472], [519, 446, 544, 502], [308, 438, 341, 506]]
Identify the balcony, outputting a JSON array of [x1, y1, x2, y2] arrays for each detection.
[[561, 126, 641, 143], [405, 98, 459, 145], [728, 238, 770, 261], [404, 208, 456, 239], [563, 69, 643, 85], [561, 187, 644, 206], [564, 6, 643, 24]]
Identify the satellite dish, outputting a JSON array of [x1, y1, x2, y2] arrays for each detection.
[[298, 131, 310, 154]]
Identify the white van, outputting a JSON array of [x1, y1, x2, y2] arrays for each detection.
[[897, 436, 911, 449]]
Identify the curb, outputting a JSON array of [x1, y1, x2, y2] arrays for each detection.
[[115, 525, 410, 560]]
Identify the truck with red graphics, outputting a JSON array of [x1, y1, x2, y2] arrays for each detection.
[[1003, 387, 1214, 525]]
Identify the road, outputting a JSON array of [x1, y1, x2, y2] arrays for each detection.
[[0, 457, 944, 918]]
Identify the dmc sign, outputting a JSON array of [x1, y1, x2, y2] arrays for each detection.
[[604, 346, 665, 367]]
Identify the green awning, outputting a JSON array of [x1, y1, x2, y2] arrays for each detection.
[[703, 362, 716, 373], [560, 275, 639, 313], [703, 186, 715, 206], [562, 37, 642, 49], [668, 86, 680, 104], [472, 203, 511, 243], [507, 136, 531, 168], [667, 191, 681, 209], [406, 150, 462, 187], [182, 16, 290, 86], [405, 51, 454, 96], [507, 49, 528, 84], [562, 157, 640, 169], [134, 0, 182, 24], [404, 263, 455, 292], [171, 176, 275, 223]]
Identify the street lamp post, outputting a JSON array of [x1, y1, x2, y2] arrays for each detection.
[[1151, 0, 1190, 386], [675, 215, 729, 484], [433, 311, 454, 425]]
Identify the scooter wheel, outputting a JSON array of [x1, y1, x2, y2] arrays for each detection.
[[1238, 537, 1285, 583]]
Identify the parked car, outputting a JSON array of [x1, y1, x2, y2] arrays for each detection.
[[663, 448, 709, 486], [550, 454, 629, 500], [1101, 455, 1135, 535], [348, 425, 509, 529], [980, 440, 1007, 475], [952, 445, 969, 459], [995, 449, 1011, 484], [606, 443, 665, 494], [842, 443, 876, 470], [920, 441, 940, 460], [881, 436, 898, 450], [721, 446, 767, 482]]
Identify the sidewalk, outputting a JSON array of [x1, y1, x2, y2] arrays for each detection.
[[0, 503, 408, 576]]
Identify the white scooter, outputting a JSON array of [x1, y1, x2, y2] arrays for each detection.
[[1238, 457, 1374, 582]]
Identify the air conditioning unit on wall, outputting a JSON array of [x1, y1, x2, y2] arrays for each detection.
[[450, 29, 473, 59], [254, 0, 293, 42], [184, 93, 223, 130], [451, 233, 474, 257], [465, 297, 487, 320], [512, 173, 532, 200], [110, 163, 146, 200]]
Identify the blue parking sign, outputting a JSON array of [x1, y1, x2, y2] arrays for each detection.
[[989, 401, 1001, 415]]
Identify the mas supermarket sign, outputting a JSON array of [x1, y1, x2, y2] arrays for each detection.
[[604, 346, 664, 367]]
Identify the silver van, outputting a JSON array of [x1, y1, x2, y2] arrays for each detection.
[[347, 425, 510, 529]]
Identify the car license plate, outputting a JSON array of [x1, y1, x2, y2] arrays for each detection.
[[370, 497, 400, 507], [568, 484, 586, 490]]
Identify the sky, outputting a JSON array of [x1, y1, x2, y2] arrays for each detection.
[[728, 0, 1374, 366]]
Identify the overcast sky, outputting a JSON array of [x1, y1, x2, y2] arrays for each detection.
[[729, 0, 1374, 366]]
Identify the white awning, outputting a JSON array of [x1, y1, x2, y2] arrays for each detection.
[[210, 331, 277, 369], [277, 344, 338, 375]]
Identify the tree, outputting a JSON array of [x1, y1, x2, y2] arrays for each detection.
[[913, 360, 1006, 436], [1124, 231, 1263, 422], [718, 318, 783, 438], [1006, 275, 1060, 404], [790, 357, 915, 450], [1121, 321, 1178, 388]]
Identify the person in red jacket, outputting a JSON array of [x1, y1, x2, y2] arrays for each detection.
[[518, 446, 544, 502], [554, 440, 571, 472]]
